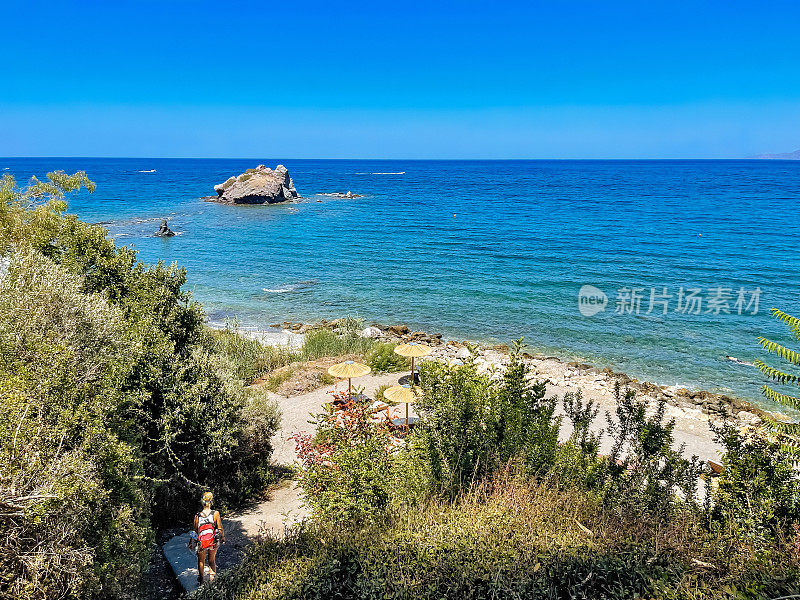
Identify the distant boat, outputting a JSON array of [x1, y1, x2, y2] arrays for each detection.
[[138, 169, 157, 173]]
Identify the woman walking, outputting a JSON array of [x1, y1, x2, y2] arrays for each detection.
[[194, 491, 225, 584]]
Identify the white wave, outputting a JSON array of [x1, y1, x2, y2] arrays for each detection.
[[138, 169, 157, 173], [263, 279, 318, 294]]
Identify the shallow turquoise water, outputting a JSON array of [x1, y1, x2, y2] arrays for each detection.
[[4, 158, 800, 403]]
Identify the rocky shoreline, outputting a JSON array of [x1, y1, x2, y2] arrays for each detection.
[[268, 318, 767, 429]]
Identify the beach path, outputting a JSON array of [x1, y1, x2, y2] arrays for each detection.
[[162, 370, 413, 594]]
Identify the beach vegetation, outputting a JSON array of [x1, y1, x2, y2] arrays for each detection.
[[0, 172, 281, 599], [364, 342, 410, 374], [754, 307, 800, 460], [301, 328, 374, 360], [197, 477, 800, 600], [208, 338, 799, 599], [706, 420, 800, 550], [374, 383, 392, 403], [292, 393, 395, 526]]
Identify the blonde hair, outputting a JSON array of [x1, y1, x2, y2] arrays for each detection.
[[202, 491, 213, 506]]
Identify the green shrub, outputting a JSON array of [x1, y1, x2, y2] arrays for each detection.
[[256, 344, 303, 374], [0, 251, 151, 599], [365, 342, 410, 374], [0, 172, 283, 598], [707, 422, 800, 548], [339, 315, 365, 335], [208, 326, 270, 383], [600, 383, 703, 518], [411, 340, 559, 497], [294, 393, 395, 526]]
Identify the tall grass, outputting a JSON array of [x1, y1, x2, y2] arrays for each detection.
[[301, 329, 374, 360], [209, 326, 380, 384]]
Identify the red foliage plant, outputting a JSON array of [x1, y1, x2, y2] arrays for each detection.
[[290, 391, 398, 471]]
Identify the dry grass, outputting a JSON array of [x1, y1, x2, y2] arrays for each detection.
[[254, 355, 360, 396]]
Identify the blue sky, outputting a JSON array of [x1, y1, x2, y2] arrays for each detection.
[[2, 1, 799, 158]]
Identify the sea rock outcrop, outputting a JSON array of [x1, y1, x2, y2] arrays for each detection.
[[155, 219, 175, 237], [213, 165, 299, 204]]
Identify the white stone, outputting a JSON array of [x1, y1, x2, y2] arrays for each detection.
[[455, 347, 472, 360]]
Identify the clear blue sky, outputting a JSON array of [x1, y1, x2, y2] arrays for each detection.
[[2, 0, 799, 158]]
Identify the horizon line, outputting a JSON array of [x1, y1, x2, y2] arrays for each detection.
[[0, 156, 788, 161]]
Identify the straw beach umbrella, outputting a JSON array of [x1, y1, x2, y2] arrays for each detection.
[[394, 342, 432, 386], [383, 384, 418, 426], [328, 360, 371, 399]]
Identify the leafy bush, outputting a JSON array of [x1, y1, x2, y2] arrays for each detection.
[[256, 344, 303, 375], [554, 390, 606, 488], [338, 315, 365, 335], [707, 422, 800, 548], [208, 325, 272, 383], [0, 172, 283, 598], [365, 342, 410, 374], [600, 383, 703, 517], [293, 393, 395, 526], [411, 340, 559, 497], [0, 251, 150, 599]]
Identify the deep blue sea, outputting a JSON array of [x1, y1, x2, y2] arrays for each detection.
[[4, 158, 800, 405]]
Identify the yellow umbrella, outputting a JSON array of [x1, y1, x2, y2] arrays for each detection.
[[383, 384, 418, 426], [328, 360, 371, 399], [394, 342, 432, 387]]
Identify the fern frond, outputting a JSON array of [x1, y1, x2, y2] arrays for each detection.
[[760, 384, 800, 410], [754, 361, 800, 388], [756, 337, 800, 367], [762, 411, 800, 435], [770, 308, 800, 341], [779, 443, 800, 466]]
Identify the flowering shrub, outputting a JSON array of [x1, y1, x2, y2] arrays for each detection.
[[293, 393, 397, 525]]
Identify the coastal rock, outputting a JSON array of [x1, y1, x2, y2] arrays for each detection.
[[213, 165, 300, 204], [155, 219, 175, 237], [387, 324, 410, 337], [322, 191, 364, 199], [455, 347, 472, 361], [359, 326, 382, 339]]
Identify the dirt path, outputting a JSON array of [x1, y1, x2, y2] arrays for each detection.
[[223, 371, 409, 542], [164, 370, 413, 593]]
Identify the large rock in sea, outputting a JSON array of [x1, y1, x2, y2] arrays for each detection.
[[213, 165, 299, 204]]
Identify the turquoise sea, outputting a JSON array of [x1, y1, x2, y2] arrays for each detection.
[[4, 158, 800, 405]]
